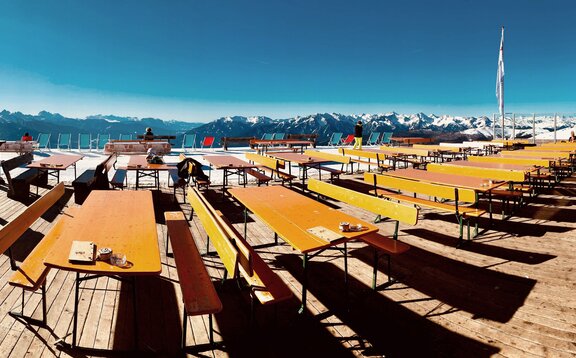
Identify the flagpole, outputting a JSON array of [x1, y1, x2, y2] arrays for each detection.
[[496, 26, 505, 139]]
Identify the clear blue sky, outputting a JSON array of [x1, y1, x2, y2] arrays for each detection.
[[0, 0, 574, 122]]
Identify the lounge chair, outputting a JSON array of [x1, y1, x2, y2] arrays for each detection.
[[78, 133, 92, 151], [182, 134, 196, 152], [341, 134, 354, 146], [200, 136, 215, 150], [96, 134, 110, 151], [381, 132, 393, 146], [36, 133, 51, 150], [57, 133, 71, 150], [366, 132, 381, 146], [328, 133, 343, 146]]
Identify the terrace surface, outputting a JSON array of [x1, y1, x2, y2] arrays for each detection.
[[0, 148, 575, 357]]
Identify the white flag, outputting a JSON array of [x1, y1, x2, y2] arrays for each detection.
[[496, 27, 505, 116]]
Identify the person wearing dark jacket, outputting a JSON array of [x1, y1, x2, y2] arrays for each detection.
[[144, 127, 154, 140], [353, 120, 363, 150]]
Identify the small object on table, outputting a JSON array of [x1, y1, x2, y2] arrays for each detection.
[[339, 222, 350, 232], [68, 241, 96, 263], [97, 247, 112, 261]]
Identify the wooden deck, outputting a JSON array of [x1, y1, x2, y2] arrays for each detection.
[[0, 172, 575, 357]]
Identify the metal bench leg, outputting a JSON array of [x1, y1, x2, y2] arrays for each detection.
[[372, 249, 378, 290], [42, 282, 47, 325], [182, 309, 187, 350], [209, 314, 215, 346]]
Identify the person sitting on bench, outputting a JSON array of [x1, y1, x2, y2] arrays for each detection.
[[21, 132, 33, 141], [144, 127, 154, 140]]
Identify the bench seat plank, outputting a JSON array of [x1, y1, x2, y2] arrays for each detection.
[[165, 212, 222, 316], [110, 169, 127, 189], [9, 207, 77, 291], [360, 233, 411, 255], [244, 168, 272, 185], [216, 213, 293, 305]]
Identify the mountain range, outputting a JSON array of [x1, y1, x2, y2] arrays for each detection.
[[0, 109, 574, 148]]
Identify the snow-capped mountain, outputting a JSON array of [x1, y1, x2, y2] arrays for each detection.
[[1, 109, 574, 147], [0, 110, 202, 147], [187, 112, 576, 145]]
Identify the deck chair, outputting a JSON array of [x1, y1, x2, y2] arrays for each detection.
[[182, 134, 196, 152], [381, 132, 393, 146], [200, 136, 215, 150], [36, 133, 51, 150], [273, 133, 286, 140], [96, 134, 110, 150], [57, 133, 72, 150], [78, 133, 92, 151], [328, 133, 343, 146], [119, 134, 132, 141], [367, 132, 381, 146], [341, 134, 354, 146], [261, 133, 274, 140]]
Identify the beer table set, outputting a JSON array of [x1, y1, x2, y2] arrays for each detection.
[[228, 185, 378, 313], [27, 154, 84, 182], [43, 190, 161, 348], [125, 155, 175, 190], [266, 152, 331, 186], [203, 155, 258, 194]]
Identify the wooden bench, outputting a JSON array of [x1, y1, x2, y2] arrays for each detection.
[[110, 167, 128, 190], [176, 153, 211, 190], [1, 152, 48, 200], [136, 134, 176, 144], [287, 133, 317, 147], [164, 211, 222, 350], [72, 153, 119, 204], [467, 156, 555, 186], [0, 182, 66, 325], [337, 148, 392, 172], [364, 172, 486, 245], [243, 168, 273, 186], [426, 163, 530, 217], [307, 178, 416, 289], [188, 187, 292, 320], [221, 136, 256, 150], [245, 152, 295, 185]]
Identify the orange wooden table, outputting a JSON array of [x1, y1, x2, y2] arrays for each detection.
[[204, 155, 258, 193], [228, 185, 378, 313], [27, 154, 84, 181], [266, 152, 331, 185], [44, 190, 160, 348], [125, 155, 175, 189]]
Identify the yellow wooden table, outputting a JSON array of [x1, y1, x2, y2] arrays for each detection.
[[228, 185, 379, 313], [44, 190, 160, 348]]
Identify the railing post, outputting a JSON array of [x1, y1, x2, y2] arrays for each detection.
[[553, 113, 557, 143], [512, 113, 516, 140], [532, 113, 536, 144], [492, 113, 496, 139]]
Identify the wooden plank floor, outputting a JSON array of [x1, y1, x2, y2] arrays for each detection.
[[0, 172, 575, 357]]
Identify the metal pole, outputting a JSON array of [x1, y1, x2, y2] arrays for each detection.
[[532, 113, 536, 144], [554, 113, 557, 143], [501, 113, 505, 140], [512, 113, 516, 139], [492, 113, 496, 139]]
